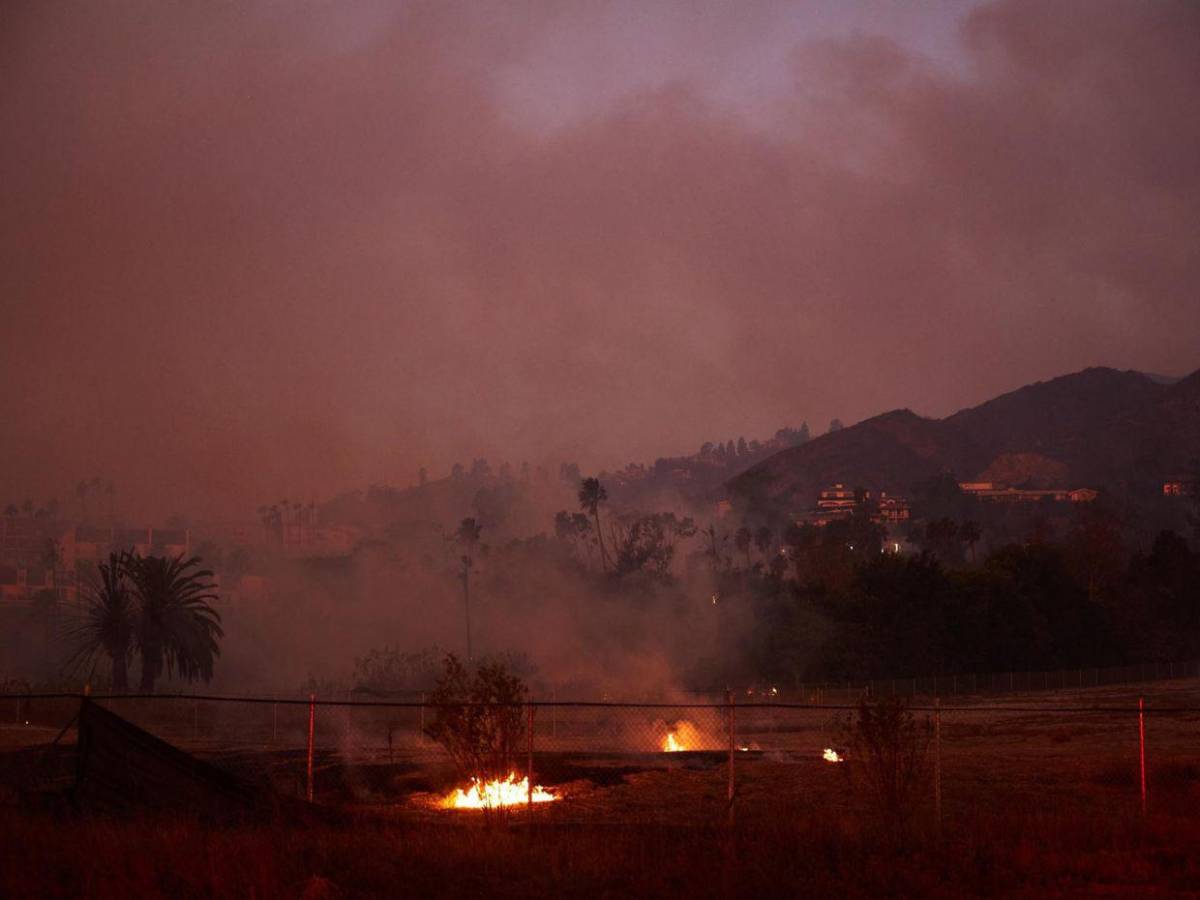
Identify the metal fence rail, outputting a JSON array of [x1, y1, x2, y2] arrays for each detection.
[[4, 677, 1198, 828]]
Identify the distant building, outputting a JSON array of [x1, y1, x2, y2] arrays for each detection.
[[874, 493, 911, 523], [958, 482, 998, 494], [76, 526, 190, 563], [959, 482, 1097, 504], [714, 499, 733, 519], [801, 485, 909, 527], [0, 563, 75, 606], [816, 484, 858, 512], [281, 523, 358, 559], [1163, 476, 1197, 497]]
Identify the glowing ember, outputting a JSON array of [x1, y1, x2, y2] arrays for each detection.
[[441, 774, 558, 809], [661, 720, 704, 752], [823, 748, 844, 763]]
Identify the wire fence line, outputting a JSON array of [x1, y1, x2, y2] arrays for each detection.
[[4, 681, 1194, 828], [7, 692, 1200, 713], [4, 658, 1198, 826]]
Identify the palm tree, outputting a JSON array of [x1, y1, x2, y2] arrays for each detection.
[[961, 520, 982, 564], [699, 523, 728, 573], [754, 526, 773, 562], [455, 518, 482, 660], [578, 477, 609, 573], [69, 551, 136, 691], [735, 526, 753, 571], [128, 555, 223, 692]]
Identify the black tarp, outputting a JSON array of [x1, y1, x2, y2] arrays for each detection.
[[72, 698, 305, 821]]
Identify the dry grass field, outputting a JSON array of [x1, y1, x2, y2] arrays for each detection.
[[3, 681, 1200, 897]]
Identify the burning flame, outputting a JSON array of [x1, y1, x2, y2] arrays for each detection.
[[441, 774, 558, 809], [661, 720, 704, 752], [823, 748, 844, 763]]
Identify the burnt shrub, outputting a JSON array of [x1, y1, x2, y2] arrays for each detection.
[[838, 694, 933, 840], [423, 653, 527, 780]]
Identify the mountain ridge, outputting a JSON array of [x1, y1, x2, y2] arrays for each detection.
[[725, 365, 1199, 509]]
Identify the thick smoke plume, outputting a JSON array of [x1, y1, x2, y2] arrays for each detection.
[[2, 0, 1198, 522]]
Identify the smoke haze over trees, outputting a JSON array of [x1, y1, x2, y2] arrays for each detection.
[[2, 0, 1198, 519]]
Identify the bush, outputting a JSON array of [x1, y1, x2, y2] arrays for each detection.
[[352, 646, 443, 694], [839, 694, 932, 840], [424, 653, 527, 779]]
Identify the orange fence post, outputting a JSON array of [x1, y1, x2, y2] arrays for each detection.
[[1139, 696, 1147, 818], [527, 703, 535, 817], [306, 693, 316, 803], [934, 697, 942, 831], [727, 689, 736, 827]]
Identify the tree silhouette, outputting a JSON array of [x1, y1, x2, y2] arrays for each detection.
[[128, 555, 223, 692], [754, 525, 773, 562], [735, 526, 753, 570], [69, 551, 136, 691], [578, 477, 610, 573], [960, 521, 982, 564], [699, 523, 728, 573], [455, 517, 483, 660]]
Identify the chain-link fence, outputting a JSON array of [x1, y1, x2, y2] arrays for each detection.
[[4, 676, 1200, 829]]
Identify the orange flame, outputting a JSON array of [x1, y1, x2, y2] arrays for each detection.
[[661, 720, 703, 752], [823, 748, 844, 763], [441, 774, 558, 809]]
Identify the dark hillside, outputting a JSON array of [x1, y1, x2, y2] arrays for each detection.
[[727, 366, 1199, 509]]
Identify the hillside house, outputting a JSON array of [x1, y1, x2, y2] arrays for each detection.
[[959, 483, 1098, 504], [1163, 476, 1197, 497], [816, 484, 858, 511]]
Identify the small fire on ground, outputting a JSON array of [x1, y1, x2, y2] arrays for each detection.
[[441, 774, 558, 809], [823, 748, 844, 763], [661, 720, 704, 752]]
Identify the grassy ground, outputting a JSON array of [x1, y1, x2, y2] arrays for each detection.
[[3, 681, 1200, 896], [5, 803, 1200, 897]]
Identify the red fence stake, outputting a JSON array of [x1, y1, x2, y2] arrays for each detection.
[[1139, 696, 1147, 818], [306, 693, 315, 803], [527, 703, 535, 819], [934, 697, 942, 831], [727, 689, 736, 827]]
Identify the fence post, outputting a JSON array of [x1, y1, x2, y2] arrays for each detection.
[[419, 692, 425, 735], [934, 697, 942, 832], [527, 703, 535, 819], [1139, 696, 1147, 819], [272, 701, 277, 744], [727, 689, 736, 828], [306, 693, 316, 803]]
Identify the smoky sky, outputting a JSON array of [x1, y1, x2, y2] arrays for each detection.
[[2, 0, 1198, 520]]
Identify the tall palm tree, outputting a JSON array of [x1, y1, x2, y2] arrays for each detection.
[[961, 520, 982, 564], [735, 526, 753, 571], [69, 551, 136, 691], [578, 477, 609, 573], [753, 526, 773, 563], [128, 555, 223, 692], [455, 518, 482, 660]]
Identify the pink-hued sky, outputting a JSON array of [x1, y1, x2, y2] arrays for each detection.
[[1, 0, 1197, 519]]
